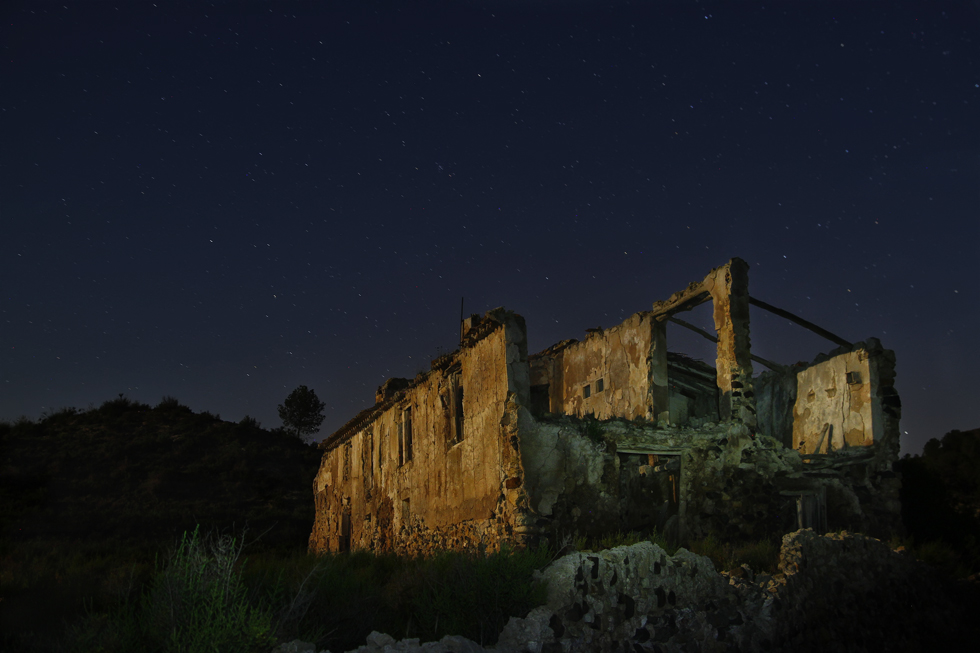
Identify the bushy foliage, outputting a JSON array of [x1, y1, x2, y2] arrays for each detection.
[[60, 537, 551, 652], [0, 395, 324, 649], [581, 418, 605, 444], [68, 526, 277, 653], [242, 545, 551, 651], [397, 544, 550, 645], [921, 428, 980, 508], [898, 430, 980, 577], [143, 526, 276, 652]]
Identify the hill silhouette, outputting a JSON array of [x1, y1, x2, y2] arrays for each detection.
[[1, 396, 324, 647], [0, 396, 322, 551]]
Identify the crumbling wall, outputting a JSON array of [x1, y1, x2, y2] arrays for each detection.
[[309, 309, 531, 555], [515, 408, 901, 545], [558, 313, 660, 421], [755, 364, 798, 448], [678, 426, 803, 542], [517, 416, 793, 544], [311, 258, 904, 558], [793, 349, 878, 454], [518, 417, 624, 540]]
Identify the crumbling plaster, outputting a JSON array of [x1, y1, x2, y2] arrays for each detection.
[[310, 258, 903, 555]]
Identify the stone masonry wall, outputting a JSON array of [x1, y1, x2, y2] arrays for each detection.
[[309, 309, 532, 555]]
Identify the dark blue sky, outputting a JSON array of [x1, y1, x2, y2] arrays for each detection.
[[2, 1, 977, 454]]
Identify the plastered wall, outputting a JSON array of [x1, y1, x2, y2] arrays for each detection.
[[557, 313, 660, 421], [309, 311, 528, 555], [792, 349, 881, 454]]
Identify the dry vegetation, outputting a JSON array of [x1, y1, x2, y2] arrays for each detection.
[[2, 398, 977, 651]]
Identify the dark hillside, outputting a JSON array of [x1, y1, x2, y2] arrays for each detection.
[[0, 397, 325, 649], [0, 397, 322, 550], [898, 427, 980, 577]]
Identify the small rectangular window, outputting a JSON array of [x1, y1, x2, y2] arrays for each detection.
[[846, 371, 861, 385], [583, 384, 591, 399], [595, 378, 604, 393]]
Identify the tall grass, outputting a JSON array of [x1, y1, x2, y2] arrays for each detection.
[[58, 529, 551, 652], [395, 544, 550, 644], [68, 526, 277, 653]]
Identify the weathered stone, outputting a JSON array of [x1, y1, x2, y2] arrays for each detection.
[[310, 259, 903, 556], [270, 640, 321, 653]]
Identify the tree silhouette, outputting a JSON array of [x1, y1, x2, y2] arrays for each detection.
[[277, 385, 326, 439]]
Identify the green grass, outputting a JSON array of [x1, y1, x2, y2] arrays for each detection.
[[0, 398, 323, 651], [66, 526, 277, 653], [2, 523, 551, 652], [60, 532, 549, 652]]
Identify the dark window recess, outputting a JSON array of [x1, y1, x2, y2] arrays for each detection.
[[403, 408, 413, 462], [530, 384, 550, 417], [583, 384, 591, 399], [596, 378, 604, 393], [379, 430, 385, 470], [453, 385, 464, 442], [398, 422, 404, 465], [846, 371, 862, 385], [340, 509, 351, 552]]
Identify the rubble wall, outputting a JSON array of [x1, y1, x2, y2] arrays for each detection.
[[754, 365, 797, 448], [309, 311, 531, 555], [491, 531, 967, 653]]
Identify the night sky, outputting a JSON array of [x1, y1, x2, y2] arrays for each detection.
[[3, 1, 977, 455]]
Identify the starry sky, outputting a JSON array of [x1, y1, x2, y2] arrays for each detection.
[[2, 1, 977, 454]]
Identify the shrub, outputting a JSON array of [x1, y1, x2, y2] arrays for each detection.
[[156, 396, 185, 411], [398, 544, 550, 645], [687, 534, 735, 571], [914, 540, 973, 579], [733, 538, 780, 574], [582, 419, 605, 444]]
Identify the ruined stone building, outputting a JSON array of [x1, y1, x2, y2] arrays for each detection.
[[309, 259, 902, 555]]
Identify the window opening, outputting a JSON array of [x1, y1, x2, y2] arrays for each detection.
[[529, 384, 550, 417], [398, 421, 404, 465], [583, 384, 591, 399], [340, 507, 351, 552], [403, 407, 413, 462], [453, 378, 464, 443]]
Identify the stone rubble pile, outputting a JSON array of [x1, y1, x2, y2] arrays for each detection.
[[274, 529, 974, 653]]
